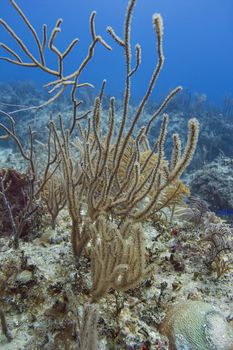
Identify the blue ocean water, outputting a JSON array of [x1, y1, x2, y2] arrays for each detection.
[[0, 0, 232, 104]]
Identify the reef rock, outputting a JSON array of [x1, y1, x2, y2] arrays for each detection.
[[190, 156, 233, 214], [159, 301, 233, 350]]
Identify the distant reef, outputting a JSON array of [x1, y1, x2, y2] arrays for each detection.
[[0, 83, 232, 171]]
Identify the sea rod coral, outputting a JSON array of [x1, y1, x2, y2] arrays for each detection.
[[0, 0, 206, 349], [0, 0, 198, 259]]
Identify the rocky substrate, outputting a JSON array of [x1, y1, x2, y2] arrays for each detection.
[[0, 209, 232, 350], [189, 156, 233, 225]]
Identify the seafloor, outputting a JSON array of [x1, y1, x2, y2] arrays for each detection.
[[0, 87, 232, 349], [0, 147, 232, 349]]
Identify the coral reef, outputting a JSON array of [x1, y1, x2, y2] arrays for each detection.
[[190, 156, 233, 221], [0, 210, 232, 349], [0, 0, 232, 349]]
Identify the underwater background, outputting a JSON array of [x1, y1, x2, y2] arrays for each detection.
[[0, 1, 232, 349], [0, 0, 233, 103]]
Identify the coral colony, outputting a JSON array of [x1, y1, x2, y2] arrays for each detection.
[[0, 0, 232, 349]]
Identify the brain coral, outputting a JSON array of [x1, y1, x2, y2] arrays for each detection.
[[159, 301, 233, 350]]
